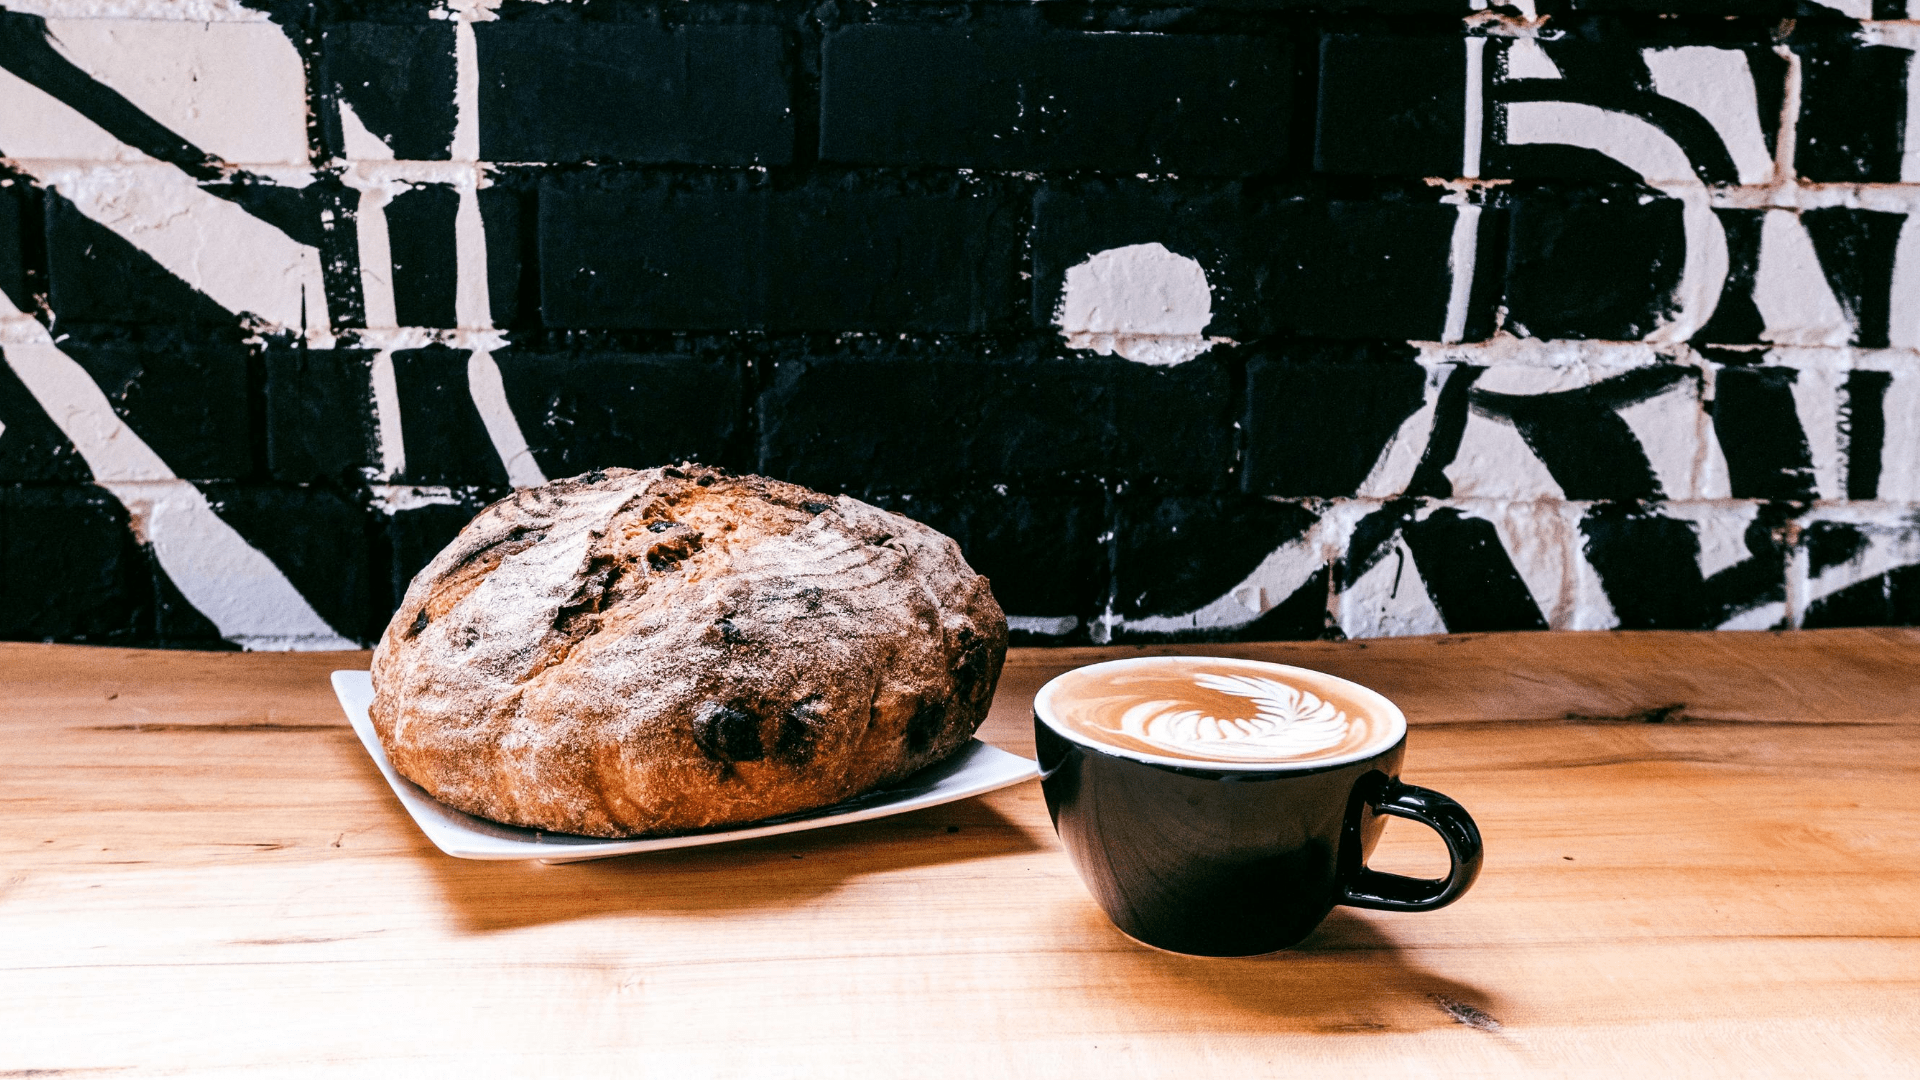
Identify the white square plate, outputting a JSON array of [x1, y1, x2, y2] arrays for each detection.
[[332, 671, 1039, 863]]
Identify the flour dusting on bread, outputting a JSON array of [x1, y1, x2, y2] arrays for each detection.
[[370, 464, 1006, 837]]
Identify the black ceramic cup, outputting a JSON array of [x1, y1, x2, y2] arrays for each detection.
[[1034, 656, 1482, 956]]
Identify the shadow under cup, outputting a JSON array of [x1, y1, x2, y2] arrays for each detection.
[[1034, 658, 1483, 957]]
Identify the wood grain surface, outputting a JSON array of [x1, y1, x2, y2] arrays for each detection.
[[4, 631, 1918, 1077]]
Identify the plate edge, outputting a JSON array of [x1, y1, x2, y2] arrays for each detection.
[[332, 673, 1038, 863]]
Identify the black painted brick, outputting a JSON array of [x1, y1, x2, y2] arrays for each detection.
[[868, 492, 1108, 622], [477, 185, 524, 329], [1803, 520, 1869, 578], [386, 184, 459, 329], [203, 180, 328, 251], [1252, 198, 1460, 339], [1804, 207, 1904, 349], [45, 195, 231, 325], [1579, 503, 1717, 629], [1402, 507, 1548, 632], [476, 22, 791, 166], [757, 353, 1234, 495], [820, 26, 1290, 175], [1316, 35, 1464, 177], [0, 485, 150, 641], [63, 338, 253, 481], [321, 22, 457, 161], [1698, 208, 1766, 346], [540, 176, 1022, 331], [1113, 495, 1322, 623], [1710, 365, 1818, 501], [1803, 564, 1920, 629], [200, 484, 374, 643], [495, 351, 747, 478], [1845, 369, 1892, 500], [1243, 344, 1429, 497], [1503, 189, 1685, 341], [1794, 41, 1910, 184], [0, 181, 24, 311], [391, 346, 509, 486], [264, 348, 377, 483], [1580, 501, 1787, 629], [1801, 574, 1886, 628]]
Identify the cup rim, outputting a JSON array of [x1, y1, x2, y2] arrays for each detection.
[[1032, 655, 1409, 772]]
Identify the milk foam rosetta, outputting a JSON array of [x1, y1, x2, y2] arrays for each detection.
[[1043, 660, 1398, 765]]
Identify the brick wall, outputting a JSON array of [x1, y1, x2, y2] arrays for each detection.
[[0, 0, 1916, 649]]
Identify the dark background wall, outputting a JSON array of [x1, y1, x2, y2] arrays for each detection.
[[0, 0, 1915, 649]]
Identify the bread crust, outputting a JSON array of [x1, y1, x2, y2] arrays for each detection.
[[369, 465, 1007, 837]]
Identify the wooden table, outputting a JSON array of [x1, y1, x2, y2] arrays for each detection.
[[5, 631, 1918, 1076]]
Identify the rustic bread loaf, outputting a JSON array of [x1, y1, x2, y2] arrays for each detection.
[[369, 465, 1006, 837]]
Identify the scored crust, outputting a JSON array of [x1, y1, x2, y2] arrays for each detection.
[[369, 464, 1007, 838]]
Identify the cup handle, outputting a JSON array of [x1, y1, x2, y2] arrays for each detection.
[[1339, 774, 1483, 912]]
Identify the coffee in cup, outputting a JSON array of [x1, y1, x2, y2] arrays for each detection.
[[1035, 656, 1481, 956], [1040, 656, 1400, 766]]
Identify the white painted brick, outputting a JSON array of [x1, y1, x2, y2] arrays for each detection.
[[43, 19, 309, 166], [1616, 371, 1732, 500], [1659, 501, 1766, 580], [1333, 535, 1446, 639], [1785, 361, 1848, 500], [1445, 410, 1565, 500], [1644, 46, 1775, 186], [0, 1, 269, 21], [0, 60, 139, 161], [1417, 337, 1667, 370], [1474, 499, 1618, 630], [1877, 367, 1920, 501], [1755, 211, 1853, 346]]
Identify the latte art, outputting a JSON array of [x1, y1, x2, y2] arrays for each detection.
[[1119, 674, 1354, 761], [1037, 657, 1404, 766]]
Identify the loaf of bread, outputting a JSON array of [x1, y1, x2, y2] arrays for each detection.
[[369, 465, 1006, 837]]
